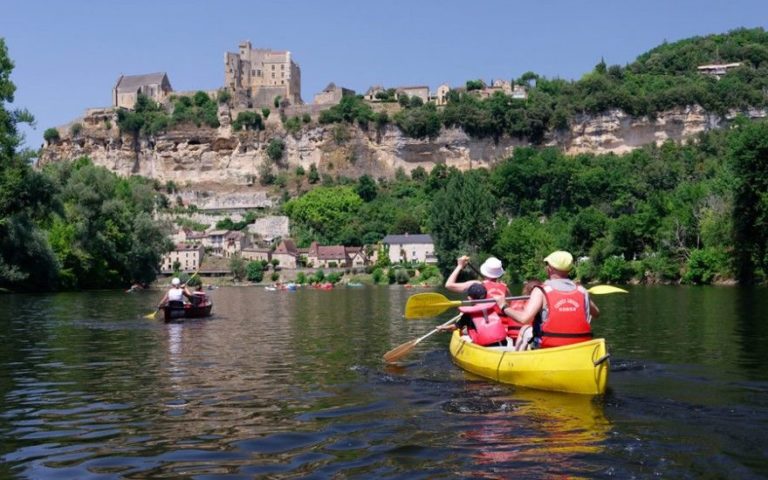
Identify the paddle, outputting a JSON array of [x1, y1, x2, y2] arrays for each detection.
[[404, 285, 628, 319], [383, 314, 461, 363], [144, 271, 200, 319]]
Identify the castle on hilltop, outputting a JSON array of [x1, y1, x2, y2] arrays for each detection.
[[225, 41, 303, 107]]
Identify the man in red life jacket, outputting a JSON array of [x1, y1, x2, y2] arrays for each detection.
[[495, 251, 600, 349], [440, 283, 510, 347], [444, 255, 524, 340]]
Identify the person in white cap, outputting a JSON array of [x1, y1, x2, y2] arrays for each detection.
[[157, 277, 193, 310], [495, 250, 600, 350]]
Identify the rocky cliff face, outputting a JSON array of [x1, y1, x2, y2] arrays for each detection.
[[39, 105, 766, 189]]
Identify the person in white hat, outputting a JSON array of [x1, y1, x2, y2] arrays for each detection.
[[495, 250, 600, 350], [445, 255, 509, 298], [157, 277, 193, 310]]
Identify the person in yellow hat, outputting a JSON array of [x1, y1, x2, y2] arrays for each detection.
[[495, 250, 600, 350]]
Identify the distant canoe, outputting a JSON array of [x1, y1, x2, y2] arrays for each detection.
[[162, 294, 213, 322]]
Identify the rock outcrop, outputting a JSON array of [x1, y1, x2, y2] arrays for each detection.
[[39, 105, 766, 189]]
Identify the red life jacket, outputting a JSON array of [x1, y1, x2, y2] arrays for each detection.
[[482, 280, 523, 338], [538, 281, 593, 348], [503, 298, 527, 339], [458, 303, 508, 346]]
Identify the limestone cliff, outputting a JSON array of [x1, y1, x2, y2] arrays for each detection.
[[39, 105, 766, 189]]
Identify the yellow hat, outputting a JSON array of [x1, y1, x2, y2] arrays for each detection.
[[543, 251, 573, 272]]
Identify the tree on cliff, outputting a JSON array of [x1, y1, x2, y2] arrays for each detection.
[[0, 39, 59, 290]]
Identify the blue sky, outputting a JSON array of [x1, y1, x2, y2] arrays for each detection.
[[3, 0, 766, 149]]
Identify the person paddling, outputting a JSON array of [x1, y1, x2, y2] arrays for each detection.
[[440, 283, 511, 347], [495, 251, 600, 350], [157, 277, 193, 310], [445, 255, 524, 341]]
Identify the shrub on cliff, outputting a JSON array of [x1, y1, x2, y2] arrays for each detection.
[[232, 111, 263, 131], [43, 128, 60, 144]]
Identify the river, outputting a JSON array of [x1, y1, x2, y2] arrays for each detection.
[[1, 285, 767, 479]]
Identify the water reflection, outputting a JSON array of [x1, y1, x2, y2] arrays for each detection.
[[1, 286, 767, 478], [443, 383, 610, 478]]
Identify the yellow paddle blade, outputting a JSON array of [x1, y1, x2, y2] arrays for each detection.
[[383, 339, 418, 363], [404, 293, 462, 319], [144, 310, 158, 319], [587, 285, 628, 294]]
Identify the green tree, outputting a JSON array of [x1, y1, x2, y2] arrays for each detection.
[[428, 170, 497, 273], [729, 120, 768, 282], [284, 186, 363, 243], [246, 261, 264, 282], [355, 174, 377, 202], [230, 254, 246, 281], [0, 39, 59, 290]]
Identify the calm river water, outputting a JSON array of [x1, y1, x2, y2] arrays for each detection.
[[1, 285, 767, 479]]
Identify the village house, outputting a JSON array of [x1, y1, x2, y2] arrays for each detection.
[[346, 246, 368, 268], [241, 246, 271, 263], [161, 243, 205, 273], [381, 233, 437, 264], [172, 227, 207, 246], [306, 242, 349, 268], [113, 72, 173, 109], [225, 41, 302, 106], [396, 86, 430, 104], [434, 83, 451, 106], [697, 62, 742, 79], [223, 231, 250, 258], [203, 230, 229, 255], [313, 82, 355, 105], [363, 85, 387, 101], [272, 238, 299, 269]]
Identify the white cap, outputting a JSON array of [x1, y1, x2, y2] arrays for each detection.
[[171, 277, 181, 286]]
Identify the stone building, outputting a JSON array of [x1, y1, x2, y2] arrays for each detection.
[[313, 82, 355, 105], [161, 243, 204, 273], [396, 86, 430, 104], [225, 41, 302, 106], [272, 239, 299, 269], [381, 233, 437, 264], [434, 83, 451, 106], [113, 73, 173, 109]]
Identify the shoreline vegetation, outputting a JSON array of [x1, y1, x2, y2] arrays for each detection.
[[3, 29, 768, 292]]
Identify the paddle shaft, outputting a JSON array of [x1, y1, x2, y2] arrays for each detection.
[[415, 314, 462, 344], [383, 314, 461, 362]]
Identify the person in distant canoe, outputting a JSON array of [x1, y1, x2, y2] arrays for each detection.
[[495, 251, 600, 349], [445, 255, 525, 341], [157, 277, 193, 310], [440, 283, 510, 347]]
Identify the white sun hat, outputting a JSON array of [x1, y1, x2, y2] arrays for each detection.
[[479, 257, 504, 279]]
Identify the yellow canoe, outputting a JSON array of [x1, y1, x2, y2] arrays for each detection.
[[448, 331, 610, 395]]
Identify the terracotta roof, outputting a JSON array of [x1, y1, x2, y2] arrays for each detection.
[[275, 239, 298, 254], [315, 245, 347, 260]]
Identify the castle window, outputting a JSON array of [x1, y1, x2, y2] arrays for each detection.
[[257, 70, 261, 76], [272, 65, 275, 70], [272, 73, 275, 78]]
